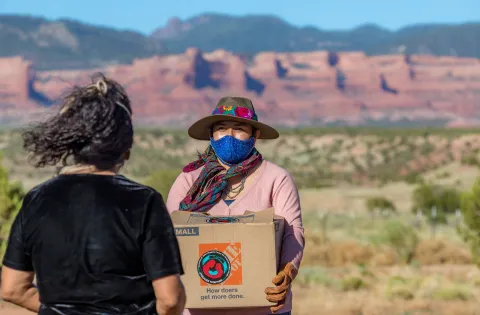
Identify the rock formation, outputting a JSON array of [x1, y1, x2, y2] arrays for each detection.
[[1, 49, 479, 127]]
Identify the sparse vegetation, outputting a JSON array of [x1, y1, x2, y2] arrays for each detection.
[[384, 276, 419, 300], [411, 183, 461, 224], [145, 169, 181, 200], [341, 276, 367, 291], [458, 178, 480, 267], [461, 154, 480, 166], [0, 156, 25, 265], [2, 127, 480, 189], [431, 285, 472, 301], [2, 127, 480, 314], [370, 219, 419, 264], [365, 196, 396, 214]]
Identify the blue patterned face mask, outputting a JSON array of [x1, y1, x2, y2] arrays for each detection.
[[210, 136, 256, 165]]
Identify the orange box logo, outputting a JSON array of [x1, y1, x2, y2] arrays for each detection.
[[197, 243, 242, 286]]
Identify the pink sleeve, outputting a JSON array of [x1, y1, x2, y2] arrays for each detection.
[[272, 172, 305, 270], [166, 172, 191, 214]]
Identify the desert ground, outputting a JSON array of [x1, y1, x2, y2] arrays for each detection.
[[2, 127, 480, 315]]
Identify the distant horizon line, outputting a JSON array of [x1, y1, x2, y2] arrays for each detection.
[[1, 12, 479, 36]]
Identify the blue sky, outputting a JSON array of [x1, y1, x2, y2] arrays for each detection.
[[1, 0, 478, 34]]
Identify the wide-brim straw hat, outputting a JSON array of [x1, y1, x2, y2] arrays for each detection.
[[187, 96, 280, 140]]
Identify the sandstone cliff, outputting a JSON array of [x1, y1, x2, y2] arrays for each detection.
[[1, 49, 479, 127]]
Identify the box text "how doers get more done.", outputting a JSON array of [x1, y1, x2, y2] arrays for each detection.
[[200, 288, 245, 301]]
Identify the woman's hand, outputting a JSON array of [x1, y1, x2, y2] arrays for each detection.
[[264, 262, 298, 313]]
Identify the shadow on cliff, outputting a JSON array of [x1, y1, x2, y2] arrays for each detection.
[[183, 49, 265, 95], [328, 52, 346, 91], [184, 51, 220, 89], [28, 66, 54, 106], [276, 59, 288, 78], [330, 52, 400, 94], [336, 69, 346, 91], [245, 71, 265, 95], [328, 51, 340, 67], [380, 74, 398, 94]]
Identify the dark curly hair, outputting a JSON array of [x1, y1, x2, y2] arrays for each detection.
[[22, 72, 133, 171]]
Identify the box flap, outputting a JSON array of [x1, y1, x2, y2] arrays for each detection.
[[187, 213, 255, 224], [170, 210, 195, 224], [243, 207, 274, 223], [171, 208, 275, 225]]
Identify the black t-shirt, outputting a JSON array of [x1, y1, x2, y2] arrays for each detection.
[[2, 174, 184, 315]]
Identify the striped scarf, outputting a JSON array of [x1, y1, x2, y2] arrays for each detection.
[[179, 145, 263, 212]]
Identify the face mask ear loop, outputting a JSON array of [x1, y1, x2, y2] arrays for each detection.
[[243, 136, 256, 159]]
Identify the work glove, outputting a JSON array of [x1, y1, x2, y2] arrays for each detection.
[[264, 262, 298, 313]]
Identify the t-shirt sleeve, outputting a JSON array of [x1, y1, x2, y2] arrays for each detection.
[[2, 192, 34, 272], [141, 190, 184, 281]]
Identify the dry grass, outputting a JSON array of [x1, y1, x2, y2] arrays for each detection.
[[3, 128, 480, 191], [293, 265, 480, 315], [2, 128, 480, 314], [2, 266, 480, 315]]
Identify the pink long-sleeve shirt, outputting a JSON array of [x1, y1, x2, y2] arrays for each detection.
[[166, 160, 305, 315]]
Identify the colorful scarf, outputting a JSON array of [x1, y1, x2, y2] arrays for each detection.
[[179, 145, 263, 212]]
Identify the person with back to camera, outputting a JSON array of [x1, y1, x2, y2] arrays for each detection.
[[166, 96, 305, 315], [0, 73, 186, 315]]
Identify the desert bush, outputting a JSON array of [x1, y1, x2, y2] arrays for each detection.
[[404, 172, 423, 184], [411, 183, 461, 224], [365, 196, 396, 214], [340, 276, 366, 291], [413, 239, 471, 265], [370, 219, 419, 264], [291, 170, 334, 189], [302, 240, 374, 267], [461, 154, 480, 167], [431, 286, 472, 301], [385, 286, 415, 300], [458, 178, 480, 267], [384, 276, 419, 300], [0, 156, 26, 265], [472, 275, 480, 287], [436, 171, 451, 179], [144, 169, 181, 201], [296, 266, 338, 288]]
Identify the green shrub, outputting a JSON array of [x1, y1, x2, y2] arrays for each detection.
[[461, 154, 480, 166], [458, 178, 480, 267], [296, 266, 339, 288], [436, 171, 451, 179], [370, 219, 419, 264], [411, 183, 461, 224], [384, 276, 419, 300], [384, 286, 415, 300], [0, 156, 26, 265], [144, 169, 181, 201], [432, 286, 472, 301], [404, 172, 423, 184], [365, 196, 396, 213], [341, 276, 366, 291]]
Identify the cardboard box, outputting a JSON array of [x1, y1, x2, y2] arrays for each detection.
[[171, 208, 285, 309]]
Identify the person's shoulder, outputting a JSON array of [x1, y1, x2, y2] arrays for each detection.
[[25, 176, 61, 197], [113, 175, 160, 197], [16, 176, 65, 215], [262, 161, 300, 197], [113, 174, 151, 189], [176, 166, 204, 183], [263, 160, 294, 179]]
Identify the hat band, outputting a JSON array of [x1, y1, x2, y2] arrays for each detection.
[[212, 105, 258, 121]]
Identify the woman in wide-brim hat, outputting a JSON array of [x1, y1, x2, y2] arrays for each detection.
[[166, 96, 305, 315]]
